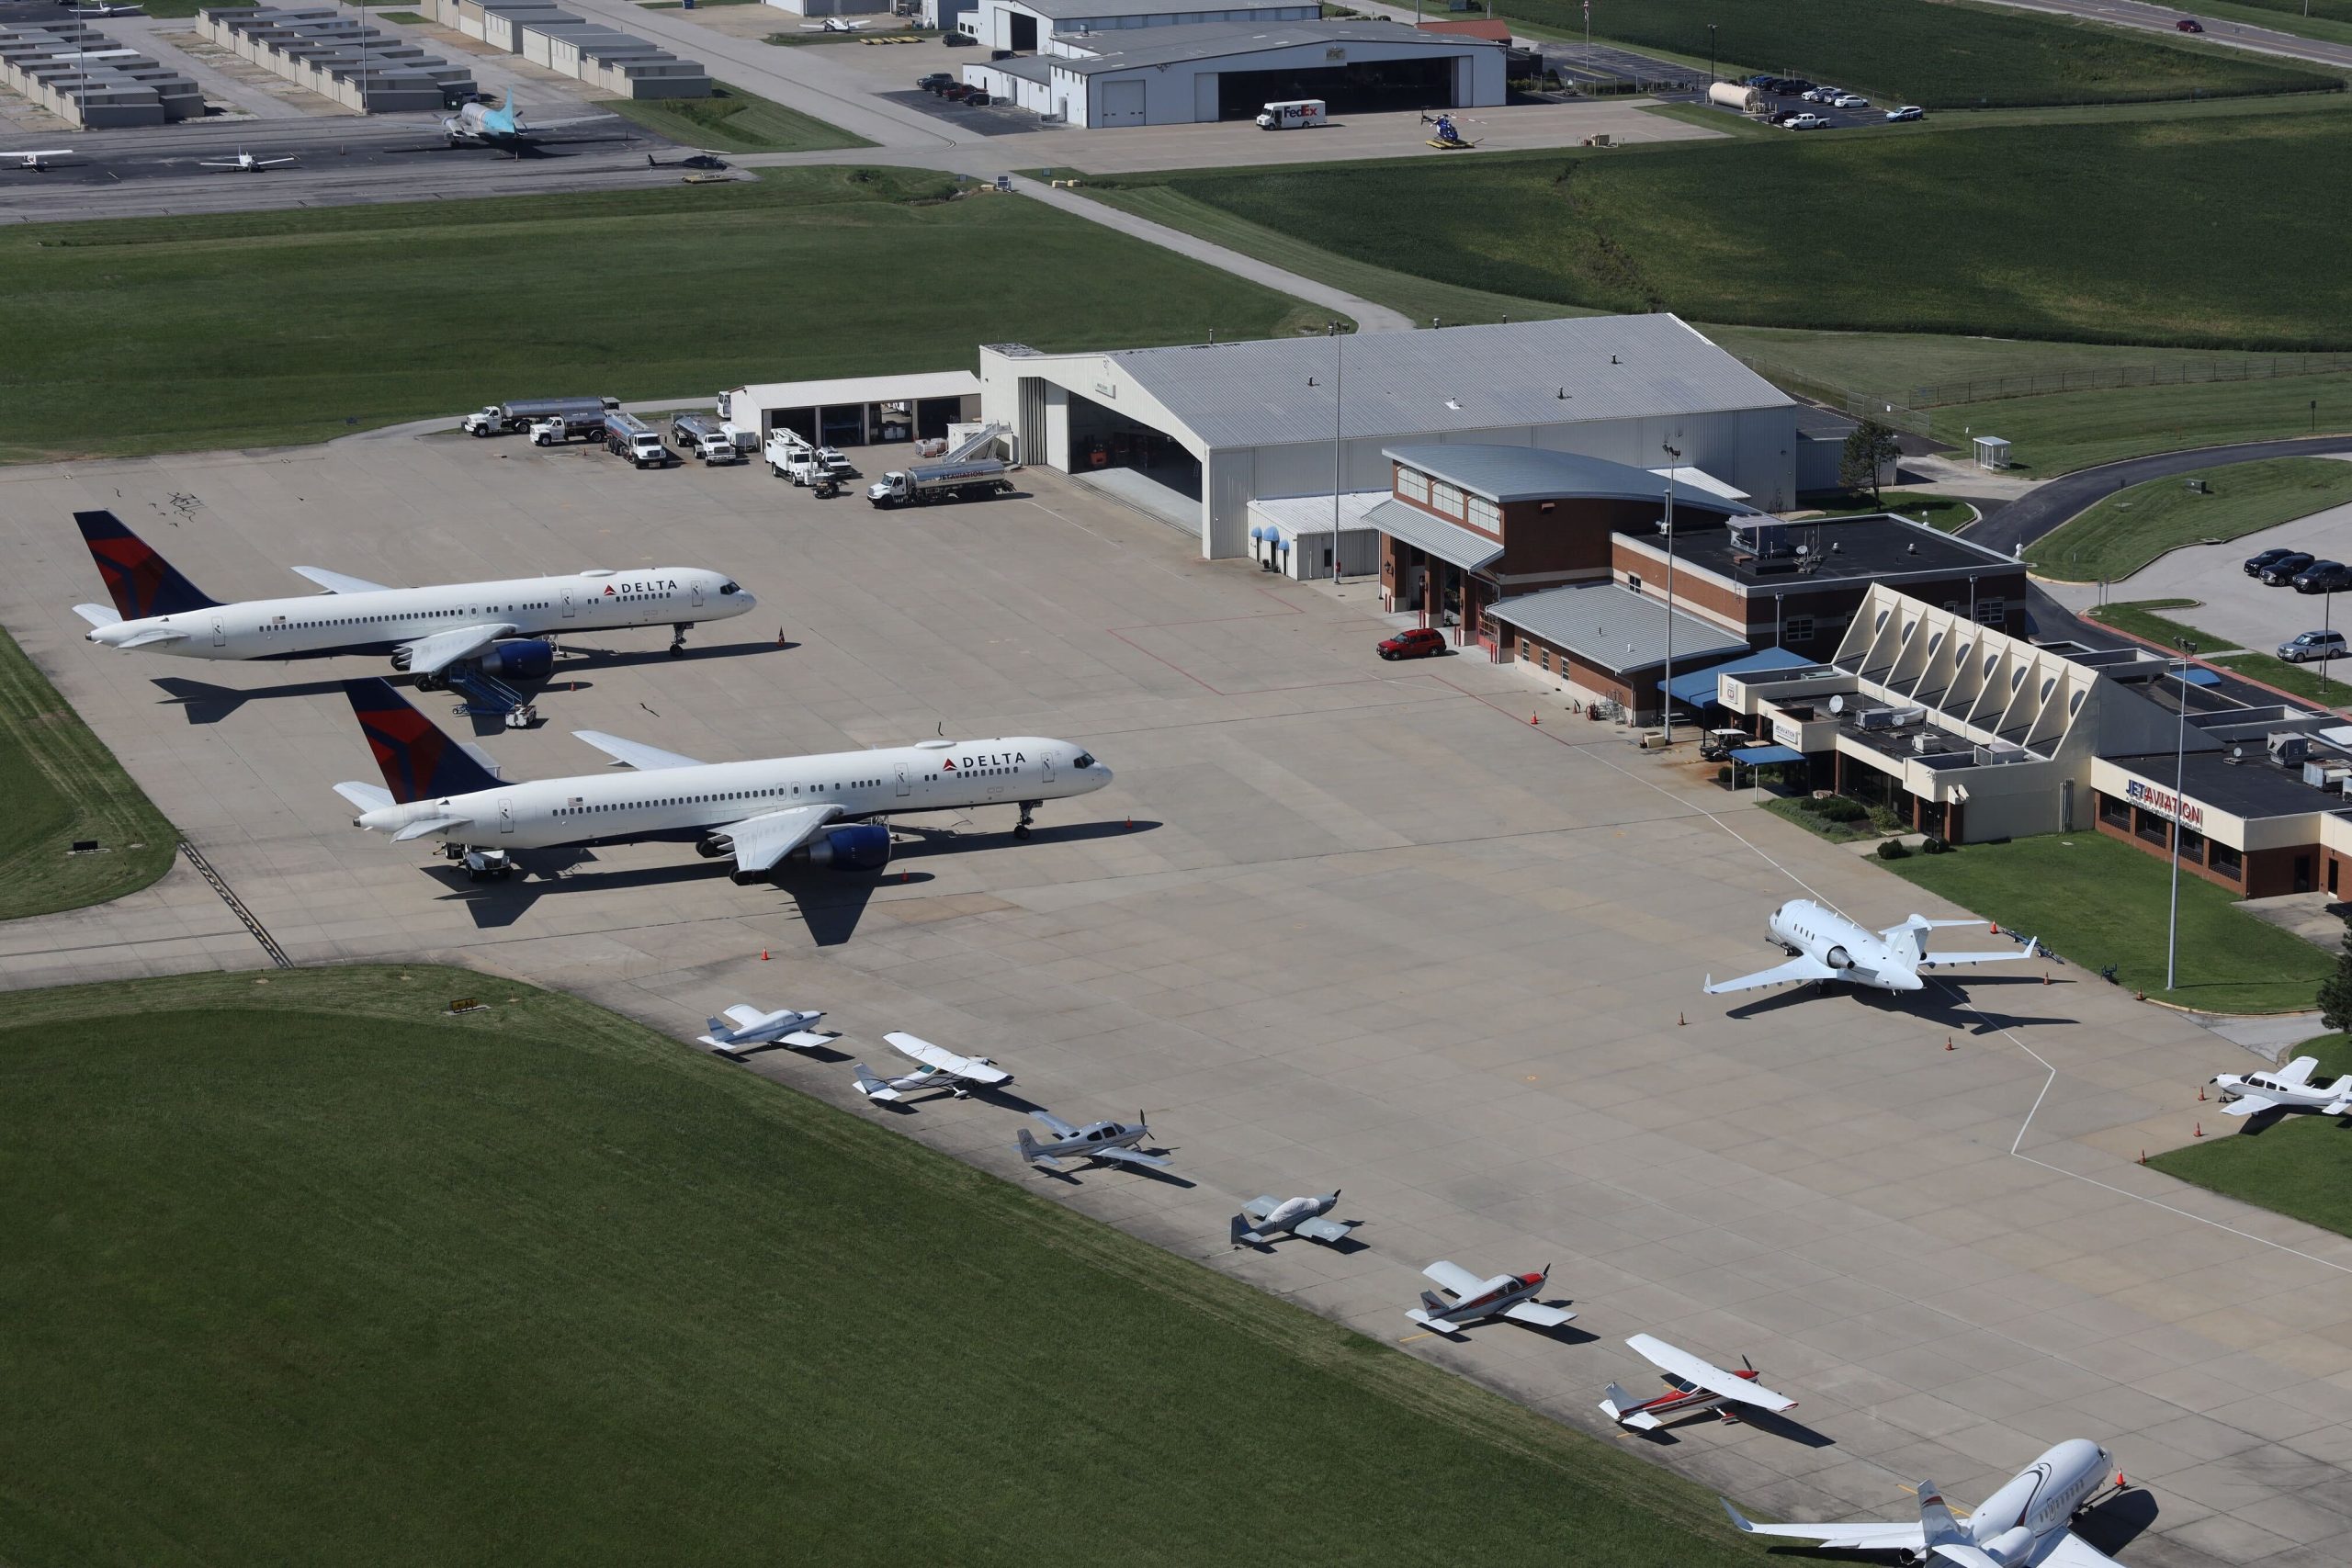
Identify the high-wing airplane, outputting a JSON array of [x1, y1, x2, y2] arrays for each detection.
[[71, 510, 755, 682], [1705, 898, 2038, 997], [441, 88, 608, 150], [697, 1003, 830, 1056], [1015, 1111, 1169, 1172], [2209, 1055, 2352, 1120], [1600, 1334, 1796, 1430], [334, 679, 1113, 882], [2, 149, 72, 171], [73, 4, 145, 16], [201, 149, 297, 171], [804, 17, 866, 28], [854, 1031, 1012, 1101], [1407, 1262, 1577, 1333], [1230, 1190, 1352, 1248], [1721, 1438, 2127, 1567]]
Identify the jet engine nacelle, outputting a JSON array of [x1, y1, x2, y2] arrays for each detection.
[[476, 638, 553, 681], [696, 834, 732, 860], [1824, 945, 1853, 969], [797, 823, 891, 872]]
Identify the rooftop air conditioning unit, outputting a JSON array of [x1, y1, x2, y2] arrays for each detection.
[[2271, 733, 2313, 766], [1912, 732, 1947, 755]]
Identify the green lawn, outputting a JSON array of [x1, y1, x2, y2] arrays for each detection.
[[0, 626, 175, 921], [597, 85, 869, 152], [379, 9, 431, 21], [1158, 115, 2352, 351], [2028, 457, 2352, 581], [1925, 372, 2352, 475], [2088, 599, 2241, 652], [0, 966, 1765, 1568], [1883, 831, 2332, 1012], [1512, 0, 2340, 106], [0, 169, 1322, 464], [2086, 600, 2352, 705], [2150, 1057, 2352, 1235], [2203, 647, 2352, 705], [1807, 491, 1979, 534]]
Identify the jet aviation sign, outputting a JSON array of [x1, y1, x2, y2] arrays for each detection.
[[2124, 778, 2205, 829]]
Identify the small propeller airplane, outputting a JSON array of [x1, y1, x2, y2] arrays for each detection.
[[1230, 1190, 1352, 1248], [854, 1031, 1012, 1102], [201, 149, 297, 172], [1600, 1334, 1796, 1430], [1720, 1438, 2129, 1567], [2208, 1055, 2352, 1120], [803, 16, 866, 28], [1706, 898, 2038, 997], [1015, 1110, 1170, 1173], [2, 149, 72, 171], [696, 1002, 831, 1057], [1407, 1262, 1577, 1334], [440, 87, 609, 151]]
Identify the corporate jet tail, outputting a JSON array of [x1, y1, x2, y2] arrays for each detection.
[[1917, 1481, 2001, 1568], [343, 677, 504, 804], [74, 510, 220, 620]]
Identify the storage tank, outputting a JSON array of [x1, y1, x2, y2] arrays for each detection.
[[1708, 81, 1763, 114]]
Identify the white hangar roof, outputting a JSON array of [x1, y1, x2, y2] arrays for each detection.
[[1064, 315, 1792, 449], [1046, 18, 1494, 73]]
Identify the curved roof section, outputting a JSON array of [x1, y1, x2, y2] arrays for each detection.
[[1385, 443, 1758, 513]]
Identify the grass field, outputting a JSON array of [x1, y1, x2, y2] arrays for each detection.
[[597, 85, 869, 152], [0, 626, 175, 921], [1510, 0, 2340, 106], [1809, 491, 1979, 533], [1159, 115, 2352, 351], [2089, 598, 2241, 652], [0, 966, 1765, 1568], [0, 170, 1320, 464], [2027, 457, 2352, 581], [1925, 373, 2352, 475], [2149, 1021, 2352, 1235], [1883, 831, 2332, 1012]]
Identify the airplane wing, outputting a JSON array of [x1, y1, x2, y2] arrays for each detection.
[[1294, 1215, 1352, 1244], [1921, 942, 2038, 966], [1718, 1500, 1926, 1552], [722, 1004, 770, 1030], [397, 621, 518, 676], [885, 1032, 1012, 1086], [570, 730, 704, 771], [2278, 1055, 2321, 1087], [1029, 1110, 1080, 1138], [291, 566, 393, 595], [258, 157, 297, 167], [1242, 1196, 1279, 1220], [1625, 1334, 1793, 1412], [719, 804, 841, 874], [1091, 1145, 1172, 1169], [2222, 1093, 2280, 1118], [1421, 1260, 1487, 1297], [334, 781, 394, 813], [1704, 954, 1839, 995], [6, 149, 71, 159], [1501, 1301, 1577, 1327], [2022, 1534, 2125, 1568]]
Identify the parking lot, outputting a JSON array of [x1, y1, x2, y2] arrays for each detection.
[[5, 429, 2352, 1563], [2046, 493, 2352, 658]]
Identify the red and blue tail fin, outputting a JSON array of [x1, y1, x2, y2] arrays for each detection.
[[343, 678, 502, 803], [74, 510, 219, 619]]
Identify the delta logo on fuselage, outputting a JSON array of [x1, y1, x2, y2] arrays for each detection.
[[602, 580, 677, 597], [940, 752, 1026, 771]]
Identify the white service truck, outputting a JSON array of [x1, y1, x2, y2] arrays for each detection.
[[529, 412, 605, 446], [671, 412, 746, 465], [764, 430, 857, 486], [463, 395, 618, 437], [603, 411, 674, 468], [865, 457, 1013, 509]]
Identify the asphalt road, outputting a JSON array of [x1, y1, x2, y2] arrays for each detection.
[[1979, 0, 2352, 73], [1969, 435, 2352, 557]]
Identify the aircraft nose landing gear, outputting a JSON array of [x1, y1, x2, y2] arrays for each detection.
[[1014, 800, 1040, 840]]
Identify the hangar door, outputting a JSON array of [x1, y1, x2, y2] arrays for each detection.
[[1216, 54, 1455, 119], [1098, 78, 1147, 126]]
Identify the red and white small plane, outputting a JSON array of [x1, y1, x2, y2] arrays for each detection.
[[1600, 1334, 1796, 1430], [1407, 1262, 1577, 1334]]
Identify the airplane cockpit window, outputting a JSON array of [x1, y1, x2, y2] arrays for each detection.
[[719, 581, 741, 595], [1072, 752, 1095, 770], [1666, 1374, 1699, 1394]]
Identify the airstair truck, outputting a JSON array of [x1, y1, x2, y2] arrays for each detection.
[[865, 455, 1014, 509]]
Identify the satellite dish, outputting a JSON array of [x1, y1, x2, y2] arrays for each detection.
[[1793, 544, 1810, 557], [1828, 695, 1846, 716]]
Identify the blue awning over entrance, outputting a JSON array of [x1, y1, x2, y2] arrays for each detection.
[[1658, 645, 1816, 705], [1728, 745, 1806, 766]]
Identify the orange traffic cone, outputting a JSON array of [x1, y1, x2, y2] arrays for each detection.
[[1677, 1011, 1686, 1027], [1989, 922, 2000, 935], [2139, 1149, 2146, 1164], [1945, 1037, 1955, 1051], [2198, 1085, 2208, 1101], [760, 949, 770, 962], [2194, 1122, 2204, 1138], [1530, 710, 1539, 726]]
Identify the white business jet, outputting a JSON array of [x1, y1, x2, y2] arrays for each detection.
[[854, 1032, 1012, 1102], [1706, 898, 2037, 997], [697, 1003, 831, 1056], [71, 510, 756, 682], [2, 149, 72, 171], [2209, 1055, 2352, 1120], [334, 678, 1112, 885], [1721, 1437, 2129, 1566], [202, 149, 297, 171]]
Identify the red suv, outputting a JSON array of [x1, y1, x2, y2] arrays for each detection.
[[1377, 627, 1447, 660], [2175, 17, 2203, 28]]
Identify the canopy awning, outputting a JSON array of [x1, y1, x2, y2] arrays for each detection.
[[1658, 646, 1815, 704], [1729, 745, 1806, 765], [1363, 498, 1503, 571]]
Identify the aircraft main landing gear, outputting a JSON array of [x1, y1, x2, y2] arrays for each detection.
[[1014, 800, 1040, 840], [669, 622, 690, 658]]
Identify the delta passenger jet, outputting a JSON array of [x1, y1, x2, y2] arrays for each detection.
[[69, 510, 755, 684], [334, 679, 1113, 884]]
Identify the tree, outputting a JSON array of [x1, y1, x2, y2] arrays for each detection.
[[1840, 418, 1902, 508], [2319, 916, 2352, 1032]]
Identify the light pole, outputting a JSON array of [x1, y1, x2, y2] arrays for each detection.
[[2165, 636, 2196, 994], [1660, 440, 1680, 744], [1707, 23, 1717, 86], [1329, 319, 1344, 588]]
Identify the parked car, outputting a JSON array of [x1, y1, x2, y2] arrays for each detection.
[[1801, 87, 1834, 102], [2262, 551, 2317, 584], [1377, 627, 1447, 661], [942, 28, 975, 44], [2176, 17, 2204, 30], [2279, 629, 2348, 662], [1785, 113, 1826, 130], [2245, 546, 2300, 576], [939, 83, 974, 101], [1765, 108, 1799, 125], [2294, 560, 2352, 593], [1832, 94, 1869, 108], [917, 73, 953, 91], [963, 90, 992, 106], [1885, 105, 1925, 122], [1746, 73, 1775, 87], [1780, 79, 1815, 96]]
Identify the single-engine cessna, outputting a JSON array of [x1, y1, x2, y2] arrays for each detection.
[[1600, 1335, 1796, 1429], [71, 510, 755, 681], [697, 1003, 831, 1056], [2, 148, 71, 171], [201, 149, 296, 172], [1721, 1438, 2129, 1567], [1706, 898, 2038, 997], [2209, 1055, 2352, 1119], [1014, 1111, 1170, 1173], [1230, 1190, 1352, 1248], [854, 1032, 1012, 1101], [1407, 1262, 1577, 1334]]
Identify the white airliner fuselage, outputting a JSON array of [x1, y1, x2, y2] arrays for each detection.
[[1705, 898, 2036, 997], [85, 568, 753, 664]]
